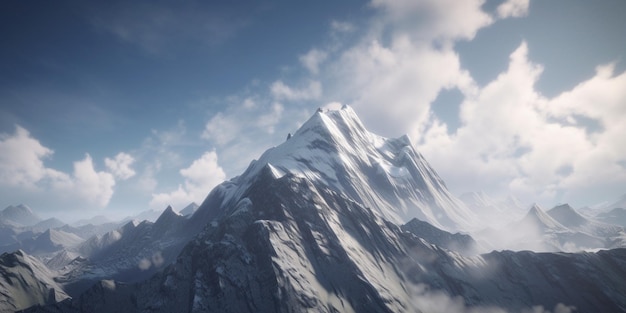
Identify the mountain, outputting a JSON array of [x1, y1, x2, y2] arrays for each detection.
[[208, 105, 477, 231], [18, 106, 626, 312], [0, 220, 19, 246], [179, 202, 199, 216], [548, 204, 626, 249], [477, 204, 620, 252], [459, 191, 500, 214], [73, 215, 112, 227], [20, 229, 85, 255], [547, 204, 587, 228], [30, 217, 66, 233], [26, 160, 626, 312], [458, 191, 523, 226], [520, 204, 569, 233], [401, 218, 478, 255], [58, 222, 120, 240], [483, 204, 571, 251], [596, 207, 626, 227], [45, 249, 82, 271], [601, 193, 626, 211], [548, 204, 623, 236], [0, 204, 42, 226], [120, 209, 165, 224], [58, 206, 198, 296], [0, 250, 69, 312]]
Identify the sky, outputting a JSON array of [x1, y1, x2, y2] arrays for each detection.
[[1, 0, 625, 221]]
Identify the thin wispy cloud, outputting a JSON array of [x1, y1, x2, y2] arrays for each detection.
[[83, 0, 251, 55]]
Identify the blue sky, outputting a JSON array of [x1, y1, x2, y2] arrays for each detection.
[[1, 0, 625, 220]]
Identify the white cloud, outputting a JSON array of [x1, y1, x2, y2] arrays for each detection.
[[369, 0, 493, 42], [497, 0, 530, 19], [71, 154, 116, 207], [318, 0, 494, 139], [0, 126, 118, 209], [417, 42, 626, 205], [202, 112, 241, 145], [330, 20, 355, 34], [0, 126, 64, 188], [135, 162, 160, 193], [329, 35, 475, 138], [150, 150, 226, 210], [299, 49, 328, 75], [201, 100, 284, 145], [256, 102, 284, 134], [201, 93, 311, 177], [298, 1, 626, 206], [105, 152, 136, 180], [270, 80, 322, 101]]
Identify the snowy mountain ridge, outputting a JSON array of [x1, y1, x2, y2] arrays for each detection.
[[213, 105, 478, 232]]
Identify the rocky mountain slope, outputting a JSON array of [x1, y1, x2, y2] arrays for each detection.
[[0, 250, 69, 312]]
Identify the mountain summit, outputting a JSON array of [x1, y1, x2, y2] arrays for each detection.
[[228, 105, 477, 231]]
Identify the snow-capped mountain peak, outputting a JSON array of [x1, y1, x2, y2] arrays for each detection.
[[547, 204, 587, 228], [0, 204, 42, 226], [224, 105, 478, 231], [522, 203, 567, 231]]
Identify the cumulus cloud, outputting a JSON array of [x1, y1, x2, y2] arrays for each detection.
[[369, 0, 493, 42], [70, 154, 117, 207], [418, 42, 626, 205], [0, 126, 65, 188], [329, 36, 475, 138], [150, 150, 226, 210], [497, 0, 530, 19], [270, 80, 322, 101], [298, 0, 626, 207], [105, 152, 136, 180], [0, 126, 118, 209], [316, 0, 492, 139]]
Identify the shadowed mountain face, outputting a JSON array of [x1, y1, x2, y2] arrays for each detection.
[[21, 106, 626, 313]]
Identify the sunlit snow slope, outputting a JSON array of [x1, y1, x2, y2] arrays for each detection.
[[211, 105, 477, 232]]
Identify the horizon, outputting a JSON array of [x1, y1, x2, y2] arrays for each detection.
[[1, 0, 626, 220]]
